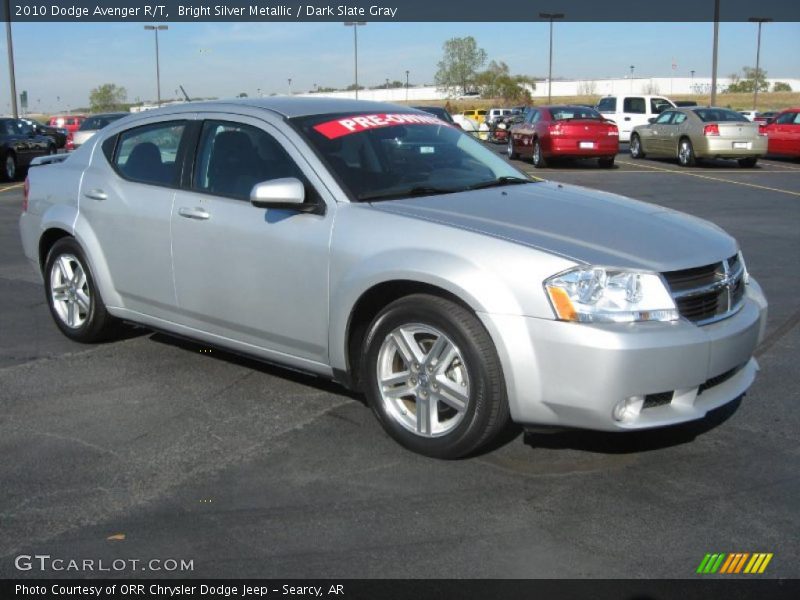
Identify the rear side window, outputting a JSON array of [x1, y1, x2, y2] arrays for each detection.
[[597, 97, 616, 112], [651, 98, 672, 114], [623, 97, 646, 114], [193, 121, 306, 200], [775, 112, 799, 124], [114, 121, 186, 187]]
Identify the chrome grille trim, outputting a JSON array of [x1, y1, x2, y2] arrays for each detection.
[[662, 255, 746, 325]]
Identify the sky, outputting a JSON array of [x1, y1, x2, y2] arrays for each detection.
[[1, 20, 798, 113]]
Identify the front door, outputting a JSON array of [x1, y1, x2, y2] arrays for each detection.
[[170, 115, 334, 365]]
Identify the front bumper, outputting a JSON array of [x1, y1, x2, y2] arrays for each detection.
[[478, 279, 768, 431]]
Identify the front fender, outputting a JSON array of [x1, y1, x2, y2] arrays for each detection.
[[328, 248, 524, 373]]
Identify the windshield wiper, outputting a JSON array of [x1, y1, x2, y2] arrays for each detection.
[[359, 185, 460, 202], [466, 176, 533, 191]]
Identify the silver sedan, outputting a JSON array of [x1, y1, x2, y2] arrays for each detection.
[[19, 98, 767, 458]]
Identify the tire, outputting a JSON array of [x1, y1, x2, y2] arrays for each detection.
[[629, 134, 645, 159], [598, 156, 615, 168], [677, 138, 696, 167], [361, 294, 509, 459], [48, 145, 56, 155], [532, 139, 547, 168], [3, 152, 17, 181], [507, 136, 519, 160], [738, 157, 758, 168], [44, 237, 120, 343]]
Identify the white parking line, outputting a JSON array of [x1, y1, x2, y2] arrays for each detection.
[[0, 183, 23, 194]]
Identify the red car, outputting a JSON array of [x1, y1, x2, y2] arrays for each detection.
[[507, 105, 619, 168], [759, 108, 800, 157], [48, 115, 86, 151]]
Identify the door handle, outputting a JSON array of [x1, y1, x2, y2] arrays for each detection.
[[84, 189, 107, 201], [624, 117, 631, 121], [178, 207, 210, 220]]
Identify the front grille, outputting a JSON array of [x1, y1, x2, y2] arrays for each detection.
[[698, 365, 742, 395], [662, 255, 745, 325], [643, 391, 674, 409]]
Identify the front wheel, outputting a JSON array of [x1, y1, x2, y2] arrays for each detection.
[[44, 238, 120, 343], [629, 134, 645, 159], [678, 138, 697, 167], [738, 157, 758, 168], [507, 136, 519, 160], [3, 152, 17, 181], [362, 294, 509, 459]]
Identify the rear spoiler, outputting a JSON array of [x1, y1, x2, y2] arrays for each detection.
[[30, 154, 70, 167]]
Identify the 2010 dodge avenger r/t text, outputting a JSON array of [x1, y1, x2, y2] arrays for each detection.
[[19, 98, 768, 459]]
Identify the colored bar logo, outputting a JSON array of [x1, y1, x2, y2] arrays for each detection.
[[696, 553, 773, 574]]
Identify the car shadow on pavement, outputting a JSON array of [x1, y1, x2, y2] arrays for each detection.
[[146, 331, 362, 401], [522, 396, 743, 455]]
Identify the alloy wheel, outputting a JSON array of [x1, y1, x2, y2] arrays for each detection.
[[49, 254, 91, 328]]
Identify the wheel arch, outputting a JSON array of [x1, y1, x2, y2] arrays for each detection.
[[339, 280, 481, 391]]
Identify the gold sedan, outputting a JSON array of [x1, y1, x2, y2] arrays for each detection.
[[630, 107, 767, 167]]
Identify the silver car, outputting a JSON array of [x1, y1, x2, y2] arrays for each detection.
[[19, 98, 768, 459], [71, 112, 128, 150]]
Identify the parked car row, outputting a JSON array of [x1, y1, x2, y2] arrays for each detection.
[[0, 118, 58, 181]]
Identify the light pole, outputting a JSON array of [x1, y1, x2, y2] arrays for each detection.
[[405, 70, 409, 103], [629, 65, 635, 92], [690, 69, 695, 93], [5, 0, 18, 118], [144, 25, 168, 107], [710, 0, 720, 105], [748, 17, 772, 111], [344, 21, 366, 99], [539, 12, 564, 104], [288, 78, 292, 95]]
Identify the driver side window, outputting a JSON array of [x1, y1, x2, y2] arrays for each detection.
[[655, 112, 674, 125], [193, 121, 306, 201]]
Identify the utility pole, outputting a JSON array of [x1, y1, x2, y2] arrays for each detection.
[[710, 0, 720, 106], [5, 0, 18, 118], [144, 25, 168, 107], [748, 17, 772, 111], [539, 12, 564, 104], [344, 22, 366, 100], [405, 70, 409, 103]]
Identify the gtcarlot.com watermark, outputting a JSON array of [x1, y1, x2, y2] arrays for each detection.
[[15, 554, 194, 573]]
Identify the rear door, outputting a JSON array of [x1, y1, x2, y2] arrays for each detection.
[[78, 117, 190, 319], [169, 114, 334, 364]]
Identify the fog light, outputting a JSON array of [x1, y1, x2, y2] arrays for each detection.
[[612, 396, 644, 422]]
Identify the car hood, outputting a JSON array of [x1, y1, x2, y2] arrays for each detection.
[[366, 181, 737, 272]]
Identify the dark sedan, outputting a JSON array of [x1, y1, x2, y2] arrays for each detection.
[[1, 118, 57, 181], [22, 118, 68, 149]]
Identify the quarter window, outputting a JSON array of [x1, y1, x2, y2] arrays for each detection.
[[193, 121, 306, 200], [673, 113, 687, 125], [114, 121, 186, 187], [623, 97, 646, 114], [597, 97, 616, 112], [775, 112, 797, 125]]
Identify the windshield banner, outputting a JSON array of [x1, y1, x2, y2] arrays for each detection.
[[313, 113, 449, 139]]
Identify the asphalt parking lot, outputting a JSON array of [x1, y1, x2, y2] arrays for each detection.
[[0, 149, 798, 579]]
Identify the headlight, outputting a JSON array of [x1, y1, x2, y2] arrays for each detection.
[[497, 123, 507, 129], [544, 266, 679, 323]]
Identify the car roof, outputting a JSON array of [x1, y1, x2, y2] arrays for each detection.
[[135, 97, 421, 119]]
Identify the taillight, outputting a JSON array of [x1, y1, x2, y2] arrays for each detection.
[[607, 127, 619, 136], [22, 177, 29, 213], [703, 124, 720, 136], [758, 125, 768, 137], [66, 133, 74, 151], [550, 123, 564, 136]]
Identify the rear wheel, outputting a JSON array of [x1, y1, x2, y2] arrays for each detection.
[[362, 294, 509, 459], [3, 152, 16, 181], [532, 139, 547, 168], [507, 136, 519, 160], [598, 156, 615, 168], [738, 157, 758, 168], [677, 138, 696, 167], [44, 238, 120, 343], [629, 134, 645, 159]]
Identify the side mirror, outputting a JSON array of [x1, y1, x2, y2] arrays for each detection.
[[647, 118, 656, 124], [250, 177, 322, 214]]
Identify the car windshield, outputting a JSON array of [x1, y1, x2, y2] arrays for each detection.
[[693, 109, 750, 123], [291, 112, 533, 202], [550, 107, 603, 120]]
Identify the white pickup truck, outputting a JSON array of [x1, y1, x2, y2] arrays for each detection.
[[596, 95, 676, 142]]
